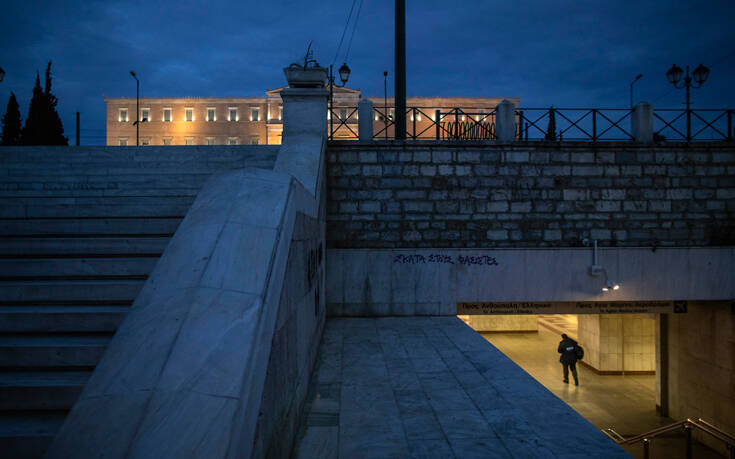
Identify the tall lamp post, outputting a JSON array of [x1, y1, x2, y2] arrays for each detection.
[[395, 0, 406, 140], [130, 71, 139, 146], [329, 63, 351, 140], [666, 63, 710, 141], [630, 74, 643, 109]]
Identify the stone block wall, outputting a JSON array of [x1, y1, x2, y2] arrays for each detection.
[[326, 142, 735, 248]]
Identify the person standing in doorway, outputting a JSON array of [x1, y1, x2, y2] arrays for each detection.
[[558, 333, 579, 386]]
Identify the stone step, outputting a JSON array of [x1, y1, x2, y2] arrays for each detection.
[[0, 411, 66, 458], [0, 280, 144, 304], [0, 335, 110, 368], [0, 237, 170, 256], [0, 371, 90, 410], [0, 145, 277, 164], [0, 258, 158, 279], [0, 217, 182, 237], [0, 306, 129, 332], [0, 196, 194, 218]]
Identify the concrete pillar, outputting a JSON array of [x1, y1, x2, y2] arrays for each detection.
[[495, 99, 516, 142], [358, 99, 374, 141], [275, 66, 330, 197], [631, 102, 653, 143]]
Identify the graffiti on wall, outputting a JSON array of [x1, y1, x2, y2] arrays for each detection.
[[393, 253, 499, 267]]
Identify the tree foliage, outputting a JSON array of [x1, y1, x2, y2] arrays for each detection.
[[21, 61, 68, 145], [1, 92, 22, 145]]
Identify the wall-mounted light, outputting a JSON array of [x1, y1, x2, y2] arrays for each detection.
[[584, 238, 621, 293]]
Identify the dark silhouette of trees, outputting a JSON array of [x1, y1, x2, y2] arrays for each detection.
[[21, 61, 68, 145], [1, 92, 22, 145]]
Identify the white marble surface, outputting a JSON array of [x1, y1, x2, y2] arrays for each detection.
[[327, 247, 735, 315], [49, 168, 323, 457]]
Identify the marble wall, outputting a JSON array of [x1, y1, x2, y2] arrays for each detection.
[[254, 210, 326, 458], [665, 303, 735, 455], [326, 248, 735, 316], [459, 314, 538, 332], [578, 314, 655, 373]]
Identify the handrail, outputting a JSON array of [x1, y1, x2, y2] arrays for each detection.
[[603, 418, 735, 459]]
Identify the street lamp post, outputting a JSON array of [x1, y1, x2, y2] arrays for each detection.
[[328, 63, 351, 140], [630, 74, 643, 109], [130, 71, 139, 146], [666, 63, 710, 141]]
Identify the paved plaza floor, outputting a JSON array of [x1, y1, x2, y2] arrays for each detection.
[[293, 317, 627, 459]]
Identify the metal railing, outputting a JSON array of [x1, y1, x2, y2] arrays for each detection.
[[603, 418, 735, 459], [327, 105, 735, 142], [370, 106, 497, 140], [518, 108, 635, 141], [654, 109, 733, 142]]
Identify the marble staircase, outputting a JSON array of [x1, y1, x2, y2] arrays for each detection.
[[0, 215, 183, 457], [0, 145, 277, 458]]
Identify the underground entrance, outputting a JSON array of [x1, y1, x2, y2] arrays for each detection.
[[458, 300, 733, 458]]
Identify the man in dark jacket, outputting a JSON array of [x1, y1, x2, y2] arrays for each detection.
[[558, 333, 579, 386]]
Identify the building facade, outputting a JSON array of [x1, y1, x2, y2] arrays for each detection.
[[105, 88, 519, 145]]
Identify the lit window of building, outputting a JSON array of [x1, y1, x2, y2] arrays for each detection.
[[327, 109, 331, 120], [185, 137, 194, 145], [278, 106, 282, 120], [229, 107, 238, 122], [389, 108, 395, 120], [119, 138, 128, 146], [162, 137, 172, 145], [250, 108, 260, 122], [119, 109, 128, 122], [228, 137, 238, 145], [207, 108, 216, 122], [250, 137, 259, 145], [141, 138, 151, 146], [185, 108, 193, 122], [141, 108, 150, 123], [340, 109, 348, 121], [206, 137, 216, 145], [163, 108, 172, 122]]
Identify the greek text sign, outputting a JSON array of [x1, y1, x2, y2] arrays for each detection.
[[456, 300, 729, 315]]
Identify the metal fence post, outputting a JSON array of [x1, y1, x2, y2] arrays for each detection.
[[435, 110, 440, 140], [685, 425, 692, 459], [592, 109, 597, 142], [454, 109, 460, 140], [643, 438, 650, 459], [412, 107, 416, 139]]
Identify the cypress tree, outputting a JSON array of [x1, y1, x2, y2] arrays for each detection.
[[43, 61, 67, 145], [20, 62, 68, 146], [21, 72, 45, 145], [1, 92, 22, 145]]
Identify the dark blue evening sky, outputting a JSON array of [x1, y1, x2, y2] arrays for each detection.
[[1, 0, 733, 144]]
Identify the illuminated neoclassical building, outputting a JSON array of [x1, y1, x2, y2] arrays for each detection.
[[105, 87, 518, 145]]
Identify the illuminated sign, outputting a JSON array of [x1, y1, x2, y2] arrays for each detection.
[[456, 300, 731, 315]]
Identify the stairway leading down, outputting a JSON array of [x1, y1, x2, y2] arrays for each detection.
[[0, 215, 183, 457], [0, 145, 278, 458]]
